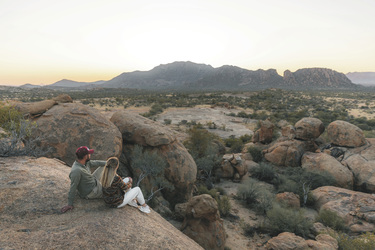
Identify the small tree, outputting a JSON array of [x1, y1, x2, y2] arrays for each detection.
[[184, 126, 222, 184], [130, 145, 173, 202]]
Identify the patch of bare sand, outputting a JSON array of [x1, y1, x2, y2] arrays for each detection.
[[349, 109, 375, 119], [155, 106, 256, 139]]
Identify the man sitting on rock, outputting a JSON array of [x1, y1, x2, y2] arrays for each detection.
[[61, 146, 107, 213]]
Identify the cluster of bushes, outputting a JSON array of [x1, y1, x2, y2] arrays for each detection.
[[236, 163, 375, 248], [236, 178, 273, 214], [0, 103, 41, 157], [0, 102, 24, 133], [249, 163, 335, 206], [223, 134, 252, 153], [142, 103, 164, 117]]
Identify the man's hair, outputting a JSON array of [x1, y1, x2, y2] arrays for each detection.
[[100, 157, 119, 188], [76, 152, 85, 160]]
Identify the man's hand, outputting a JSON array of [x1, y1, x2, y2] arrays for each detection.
[[61, 205, 74, 213]]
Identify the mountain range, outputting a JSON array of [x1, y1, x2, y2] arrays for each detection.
[[18, 61, 372, 91]]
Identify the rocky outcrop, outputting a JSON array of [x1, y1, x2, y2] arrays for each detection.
[[295, 118, 324, 141], [344, 153, 375, 193], [281, 125, 296, 139], [0, 157, 203, 250], [29, 103, 122, 166], [327, 120, 366, 147], [302, 152, 353, 189], [311, 186, 375, 234], [263, 140, 307, 167], [266, 232, 338, 250], [253, 119, 274, 144], [283, 68, 355, 88], [111, 111, 197, 206], [215, 153, 247, 181], [14, 94, 73, 117], [181, 194, 226, 250]]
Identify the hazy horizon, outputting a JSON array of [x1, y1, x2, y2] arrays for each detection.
[[1, 0, 374, 86]]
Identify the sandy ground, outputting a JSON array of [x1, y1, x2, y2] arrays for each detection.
[[98, 105, 257, 139], [155, 106, 256, 138]]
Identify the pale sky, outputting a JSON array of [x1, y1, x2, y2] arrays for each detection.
[[1, 0, 374, 86]]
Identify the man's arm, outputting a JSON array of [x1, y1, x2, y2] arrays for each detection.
[[61, 170, 81, 213], [87, 160, 106, 168]]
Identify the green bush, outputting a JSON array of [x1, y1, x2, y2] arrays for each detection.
[[0, 103, 23, 132], [240, 221, 257, 237], [163, 119, 172, 125], [224, 136, 244, 153], [250, 162, 278, 183], [240, 134, 252, 143], [329, 231, 375, 250], [317, 209, 347, 232], [236, 178, 260, 207], [142, 103, 164, 117], [255, 188, 274, 215], [247, 146, 262, 162], [266, 203, 312, 237], [217, 195, 231, 217]]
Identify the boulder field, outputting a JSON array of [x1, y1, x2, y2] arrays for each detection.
[[0, 157, 203, 249]]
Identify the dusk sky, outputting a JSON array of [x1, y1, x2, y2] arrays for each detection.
[[1, 0, 374, 86]]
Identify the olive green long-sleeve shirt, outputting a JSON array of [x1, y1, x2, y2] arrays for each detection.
[[68, 160, 106, 206]]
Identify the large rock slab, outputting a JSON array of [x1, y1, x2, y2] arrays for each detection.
[[30, 103, 122, 166], [327, 120, 366, 147], [302, 152, 353, 189], [111, 110, 175, 146], [15, 99, 57, 116], [311, 186, 375, 234], [0, 157, 203, 250], [14, 94, 73, 117], [295, 117, 324, 141]]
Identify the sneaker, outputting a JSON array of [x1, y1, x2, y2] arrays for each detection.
[[139, 205, 151, 214], [128, 199, 138, 208]]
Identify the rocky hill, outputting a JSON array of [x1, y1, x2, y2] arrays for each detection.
[[186, 66, 284, 90], [102, 62, 356, 90], [104, 61, 215, 89], [284, 68, 355, 88]]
